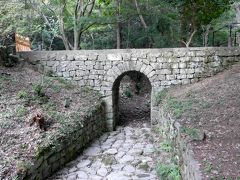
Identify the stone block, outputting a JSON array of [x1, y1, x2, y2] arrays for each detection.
[[159, 69, 172, 75], [112, 66, 121, 76], [74, 61, 85, 66], [135, 61, 143, 71], [163, 51, 173, 57], [186, 69, 195, 74], [46, 61, 56, 67], [171, 79, 181, 85], [140, 64, 147, 73], [161, 80, 171, 86], [157, 57, 168, 63], [173, 50, 186, 57], [58, 54, 67, 61], [147, 70, 156, 78], [69, 71, 76, 77], [143, 65, 153, 75], [181, 79, 190, 85], [67, 54, 75, 61], [63, 71, 70, 78], [76, 70, 86, 76], [75, 55, 88, 61], [95, 62, 104, 70], [166, 74, 176, 80], [179, 62, 186, 69], [142, 58, 150, 65], [98, 54, 107, 61], [157, 75, 166, 81], [86, 65, 94, 70], [149, 56, 157, 62], [187, 74, 194, 79], [107, 54, 122, 61], [177, 74, 186, 79], [179, 56, 191, 62], [186, 51, 196, 57], [171, 63, 179, 69]]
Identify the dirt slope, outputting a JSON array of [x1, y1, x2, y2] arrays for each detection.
[[0, 62, 100, 179], [165, 63, 240, 179]]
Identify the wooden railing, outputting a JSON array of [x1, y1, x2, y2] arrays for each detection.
[[15, 33, 31, 52]]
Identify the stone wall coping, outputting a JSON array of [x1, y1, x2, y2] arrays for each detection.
[[19, 47, 240, 55]]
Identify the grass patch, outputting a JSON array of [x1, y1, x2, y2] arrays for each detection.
[[160, 140, 174, 152], [16, 105, 27, 117], [181, 127, 199, 139], [32, 83, 45, 97], [203, 161, 213, 173], [17, 90, 29, 99], [163, 97, 193, 119], [156, 163, 181, 180], [155, 88, 168, 105]]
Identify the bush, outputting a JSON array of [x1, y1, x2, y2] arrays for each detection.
[[156, 163, 181, 180]]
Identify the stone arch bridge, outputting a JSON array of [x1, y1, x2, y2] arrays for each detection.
[[20, 47, 240, 130]]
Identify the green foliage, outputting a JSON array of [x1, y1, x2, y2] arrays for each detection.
[[16, 105, 27, 117], [0, 0, 234, 49], [124, 88, 133, 98], [16, 160, 32, 173], [156, 163, 181, 180], [17, 90, 28, 99], [164, 97, 193, 119], [135, 82, 142, 95], [155, 89, 168, 105], [160, 140, 173, 152], [32, 83, 45, 97], [181, 127, 199, 139], [203, 161, 213, 173]]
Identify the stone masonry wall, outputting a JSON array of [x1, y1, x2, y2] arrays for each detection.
[[157, 108, 202, 180], [19, 47, 240, 130], [23, 102, 106, 180]]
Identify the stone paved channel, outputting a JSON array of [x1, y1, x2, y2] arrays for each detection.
[[49, 123, 158, 180]]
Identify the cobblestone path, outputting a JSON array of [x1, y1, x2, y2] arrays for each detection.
[[49, 123, 158, 180]]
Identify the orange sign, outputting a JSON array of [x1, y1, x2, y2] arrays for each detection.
[[15, 33, 31, 52]]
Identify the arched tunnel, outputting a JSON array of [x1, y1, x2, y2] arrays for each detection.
[[112, 71, 152, 127]]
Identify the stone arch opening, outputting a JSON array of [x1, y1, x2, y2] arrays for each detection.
[[112, 71, 152, 127]]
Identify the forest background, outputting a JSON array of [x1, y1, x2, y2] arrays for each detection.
[[0, 0, 240, 50]]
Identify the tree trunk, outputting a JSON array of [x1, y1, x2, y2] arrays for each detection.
[[204, 24, 211, 47], [134, 0, 154, 47], [59, 15, 70, 50], [116, 0, 121, 49], [73, 22, 80, 50]]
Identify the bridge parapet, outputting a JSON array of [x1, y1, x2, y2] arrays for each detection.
[[19, 47, 240, 130]]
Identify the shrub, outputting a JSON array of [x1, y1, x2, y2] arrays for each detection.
[[156, 163, 181, 180], [32, 83, 45, 97]]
